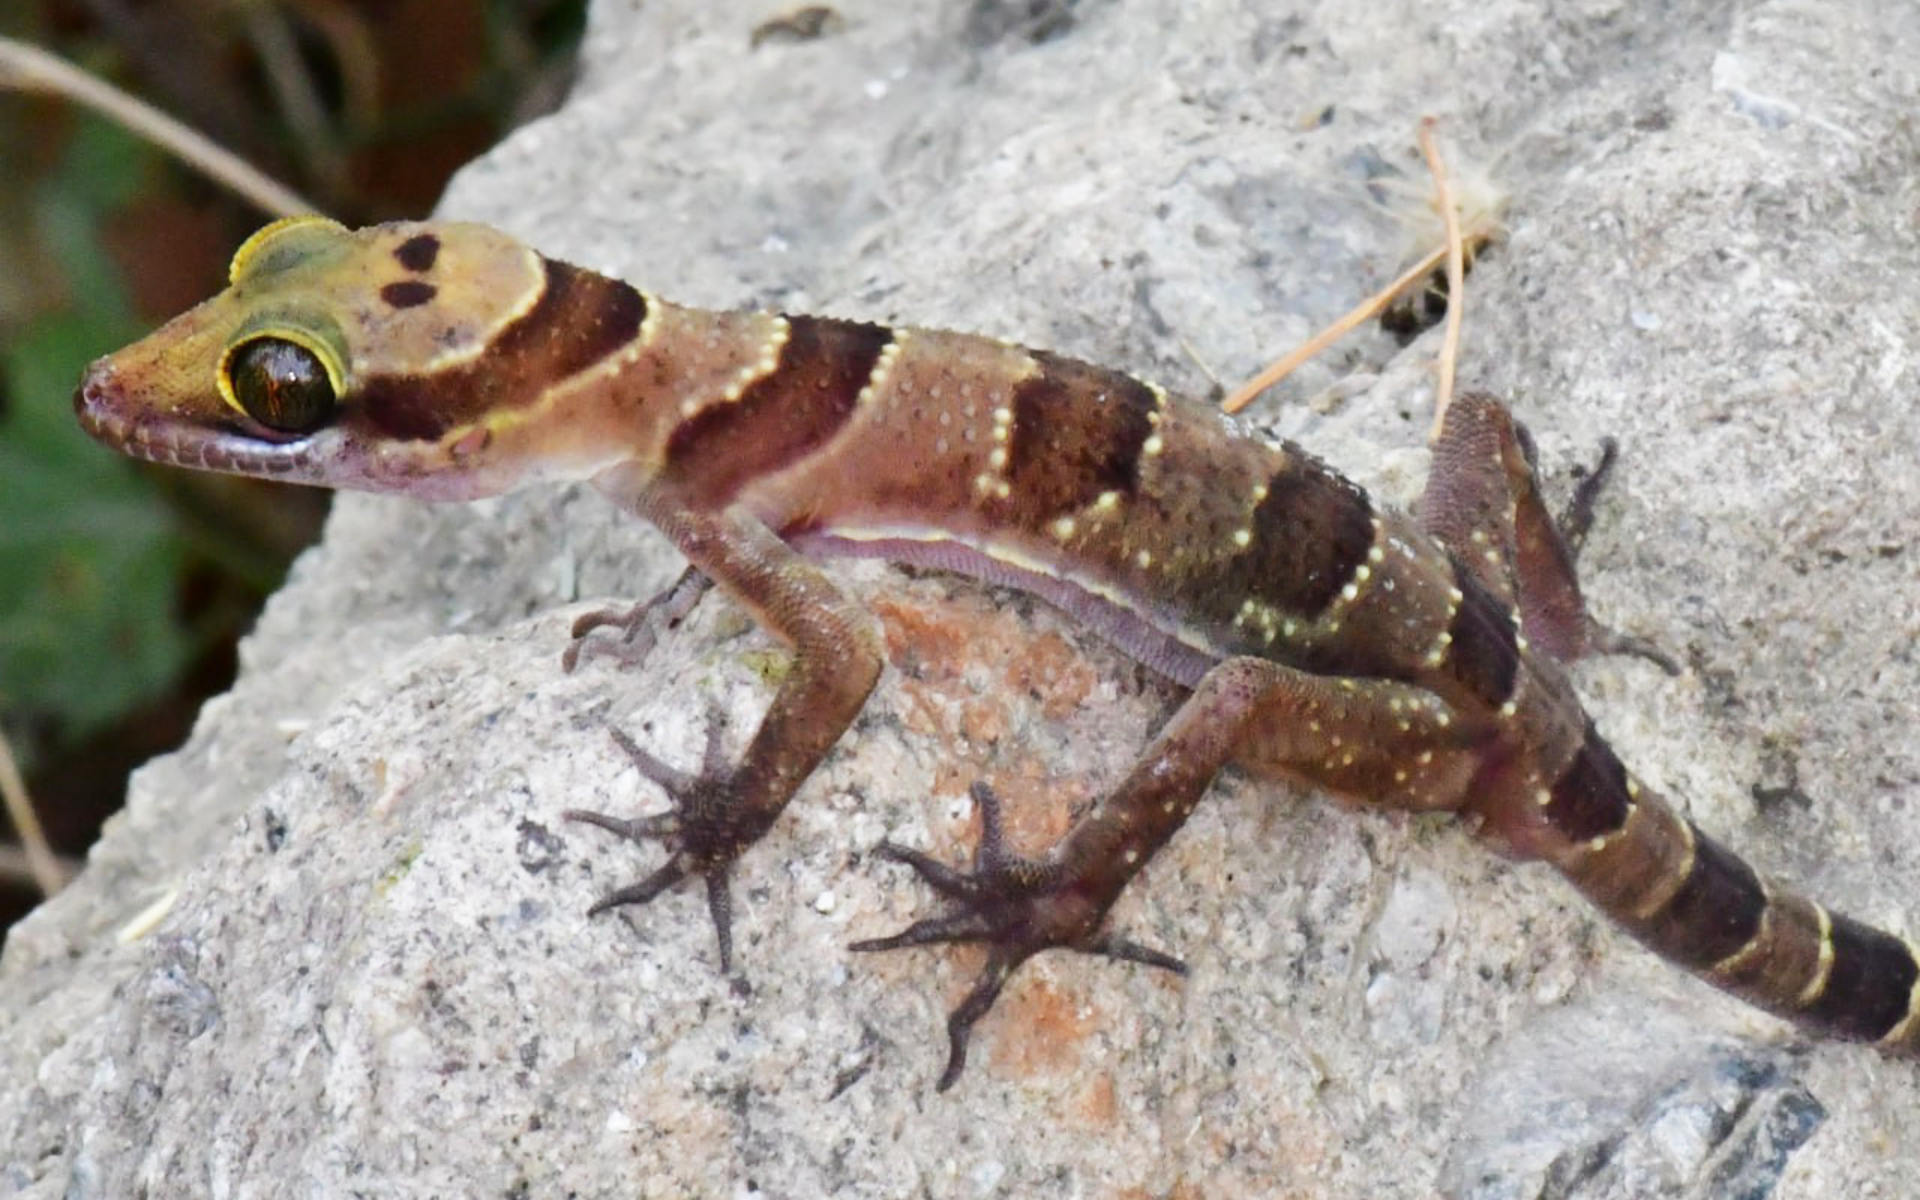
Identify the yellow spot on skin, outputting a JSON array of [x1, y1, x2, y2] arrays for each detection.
[[1142, 434, 1165, 457], [1232, 528, 1252, 548], [1051, 516, 1077, 540], [1534, 788, 1552, 807], [1498, 700, 1519, 719], [1095, 490, 1121, 511], [1136, 549, 1153, 569], [1367, 545, 1385, 565], [636, 291, 662, 348], [988, 447, 1008, 469]]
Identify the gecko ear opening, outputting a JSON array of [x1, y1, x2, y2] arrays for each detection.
[[222, 337, 339, 434]]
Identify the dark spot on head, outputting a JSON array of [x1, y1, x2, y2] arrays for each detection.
[[394, 233, 441, 273], [381, 280, 438, 309]]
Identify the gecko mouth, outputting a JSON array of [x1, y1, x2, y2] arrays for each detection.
[[75, 363, 315, 479]]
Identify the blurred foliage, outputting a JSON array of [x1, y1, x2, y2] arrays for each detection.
[[0, 0, 585, 912]]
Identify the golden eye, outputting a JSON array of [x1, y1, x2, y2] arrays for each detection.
[[225, 337, 337, 433]]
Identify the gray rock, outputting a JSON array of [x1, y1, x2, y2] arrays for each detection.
[[6, 0, 1919, 1196]]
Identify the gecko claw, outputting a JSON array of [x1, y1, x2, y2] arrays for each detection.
[[567, 715, 751, 973], [563, 566, 714, 673], [851, 782, 1186, 1089]]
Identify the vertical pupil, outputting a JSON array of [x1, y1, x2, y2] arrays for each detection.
[[234, 338, 333, 432]]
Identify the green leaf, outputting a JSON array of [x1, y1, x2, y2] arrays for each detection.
[[0, 308, 193, 736]]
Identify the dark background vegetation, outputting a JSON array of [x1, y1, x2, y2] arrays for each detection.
[[0, 0, 586, 933]]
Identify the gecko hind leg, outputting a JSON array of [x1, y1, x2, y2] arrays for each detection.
[[851, 781, 1187, 1091], [1421, 391, 1676, 673], [562, 565, 715, 673], [852, 658, 1481, 1090]]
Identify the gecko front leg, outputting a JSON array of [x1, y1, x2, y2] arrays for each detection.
[[563, 565, 715, 673], [567, 474, 884, 972], [854, 657, 1484, 1089]]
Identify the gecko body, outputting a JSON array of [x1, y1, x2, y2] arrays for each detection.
[[76, 216, 1920, 1088]]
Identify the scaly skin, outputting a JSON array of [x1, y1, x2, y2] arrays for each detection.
[[76, 217, 1920, 1088]]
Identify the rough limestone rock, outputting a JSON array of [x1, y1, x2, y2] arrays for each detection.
[[5, 1, 1918, 1196]]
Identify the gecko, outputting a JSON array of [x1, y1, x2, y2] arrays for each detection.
[[74, 215, 1920, 1089]]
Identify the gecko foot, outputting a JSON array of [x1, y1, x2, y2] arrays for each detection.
[[850, 781, 1186, 1090], [565, 715, 762, 973], [562, 566, 714, 673]]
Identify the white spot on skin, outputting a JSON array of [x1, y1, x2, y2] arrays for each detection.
[[855, 335, 906, 406], [1051, 516, 1077, 540], [720, 316, 790, 402], [1136, 549, 1153, 569], [1233, 529, 1252, 548]]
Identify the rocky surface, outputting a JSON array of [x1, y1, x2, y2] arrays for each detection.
[[5, 1, 1919, 1196]]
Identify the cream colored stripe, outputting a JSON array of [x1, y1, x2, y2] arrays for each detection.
[[1709, 880, 1773, 977], [1794, 904, 1835, 1008], [1628, 817, 1696, 922], [1877, 939, 1920, 1048]]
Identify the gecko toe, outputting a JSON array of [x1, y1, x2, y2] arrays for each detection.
[[563, 566, 714, 674], [852, 781, 1186, 1088], [568, 717, 757, 972]]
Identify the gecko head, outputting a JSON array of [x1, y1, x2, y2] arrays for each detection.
[[75, 216, 648, 500]]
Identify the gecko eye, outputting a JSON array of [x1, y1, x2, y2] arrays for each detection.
[[226, 337, 337, 434]]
